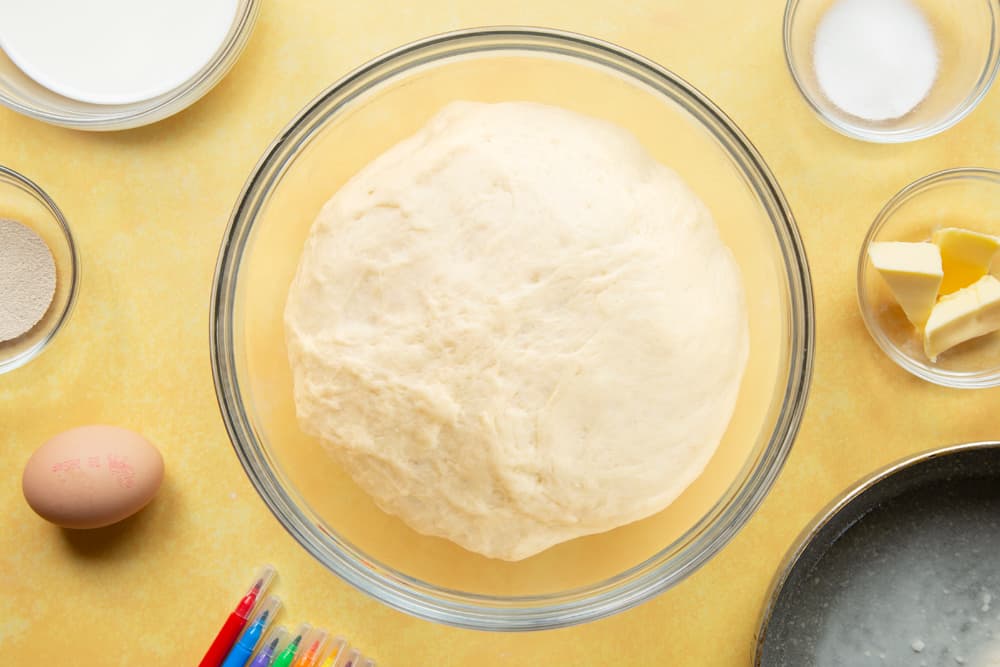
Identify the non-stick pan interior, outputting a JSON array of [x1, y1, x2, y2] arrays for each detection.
[[757, 443, 1000, 667]]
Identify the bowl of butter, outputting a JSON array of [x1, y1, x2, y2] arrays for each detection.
[[859, 167, 1000, 388]]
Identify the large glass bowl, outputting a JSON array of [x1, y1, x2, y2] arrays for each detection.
[[211, 27, 814, 631]]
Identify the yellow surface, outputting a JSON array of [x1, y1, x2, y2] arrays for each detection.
[[1, 1, 999, 665]]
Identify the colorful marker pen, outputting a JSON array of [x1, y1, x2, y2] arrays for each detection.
[[221, 595, 282, 667], [292, 628, 329, 667], [271, 622, 311, 667], [317, 637, 347, 667], [199, 566, 277, 667], [339, 648, 362, 667], [247, 625, 289, 667]]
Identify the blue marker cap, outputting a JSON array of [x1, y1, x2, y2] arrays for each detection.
[[221, 595, 281, 667]]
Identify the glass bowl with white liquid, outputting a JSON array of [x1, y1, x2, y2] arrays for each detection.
[[0, 0, 259, 130], [211, 27, 814, 630], [784, 0, 1000, 142]]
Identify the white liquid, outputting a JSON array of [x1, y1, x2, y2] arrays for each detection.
[[0, 0, 238, 105]]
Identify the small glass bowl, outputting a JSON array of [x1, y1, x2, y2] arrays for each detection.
[[212, 27, 814, 630], [0, 165, 78, 375], [858, 168, 1000, 388], [784, 0, 1000, 142], [0, 0, 259, 130]]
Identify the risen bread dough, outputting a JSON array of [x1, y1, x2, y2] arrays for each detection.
[[285, 101, 749, 561]]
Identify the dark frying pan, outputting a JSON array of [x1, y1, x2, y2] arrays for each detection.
[[755, 441, 1000, 667]]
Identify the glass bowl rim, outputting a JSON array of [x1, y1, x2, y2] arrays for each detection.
[[856, 166, 1000, 389], [0, 164, 79, 375], [782, 0, 1000, 144], [0, 0, 260, 131], [210, 25, 815, 631]]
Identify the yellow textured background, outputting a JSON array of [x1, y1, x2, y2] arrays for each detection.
[[2, 1, 999, 665]]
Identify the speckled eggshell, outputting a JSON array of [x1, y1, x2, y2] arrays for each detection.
[[22, 425, 164, 529]]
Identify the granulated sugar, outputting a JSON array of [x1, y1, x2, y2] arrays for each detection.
[[813, 0, 938, 121], [0, 218, 56, 342]]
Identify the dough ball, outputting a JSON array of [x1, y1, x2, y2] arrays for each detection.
[[285, 101, 749, 561]]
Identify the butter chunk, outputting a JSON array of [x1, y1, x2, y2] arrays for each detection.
[[868, 241, 943, 326], [932, 227, 1000, 295], [923, 275, 1000, 361]]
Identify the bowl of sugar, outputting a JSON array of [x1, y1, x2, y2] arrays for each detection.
[[784, 0, 1000, 143], [0, 0, 260, 130]]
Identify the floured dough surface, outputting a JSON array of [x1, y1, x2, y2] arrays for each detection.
[[285, 101, 749, 561]]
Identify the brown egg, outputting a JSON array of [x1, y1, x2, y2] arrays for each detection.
[[22, 425, 164, 529]]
